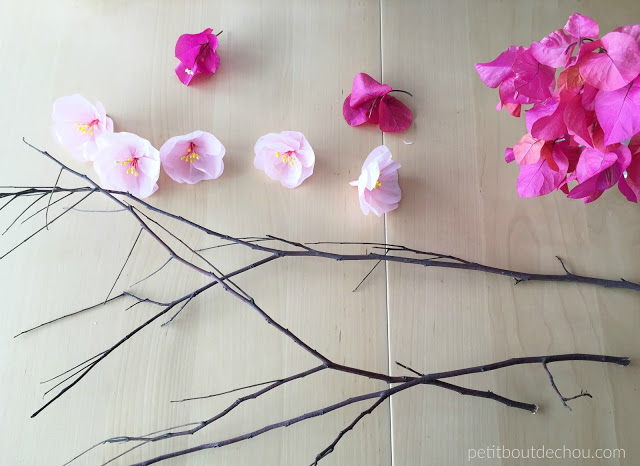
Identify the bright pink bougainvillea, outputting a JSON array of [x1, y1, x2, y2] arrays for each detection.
[[476, 13, 640, 203], [343, 73, 413, 132], [175, 28, 220, 86]]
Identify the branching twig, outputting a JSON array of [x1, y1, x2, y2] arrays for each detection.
[[2, 142, 635, 465]]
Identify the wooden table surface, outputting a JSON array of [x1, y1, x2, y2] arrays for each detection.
[[1, 1, 639, 465]]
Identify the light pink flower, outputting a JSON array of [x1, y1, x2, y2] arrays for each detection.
[[93, 133, 160, 199], [349, 145, 401, 216], [51, 94, 114, 162], [175, 28, 220, 86], [159, 131, 225, 184], [253, 131, 315, 188]]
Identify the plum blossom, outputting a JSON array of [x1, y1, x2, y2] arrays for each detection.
[[253, 131, 315, 188], [51, 94, 114, 162], [175, 28, 220, 85], [93, 132, 160, 199], [349, 145, 401, 216], [159, 131, 225, 184]]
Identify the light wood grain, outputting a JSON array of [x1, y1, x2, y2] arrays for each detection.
[[1, 1, 639, 465], [382, 1, 640, 465], [0, 1, 390, 465]]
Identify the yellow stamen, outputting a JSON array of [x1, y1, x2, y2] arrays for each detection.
[[275, 151, 296, 166], [115, 158, 139, 176], [374, 179, 382, 189], [181, 148, 200, 163]]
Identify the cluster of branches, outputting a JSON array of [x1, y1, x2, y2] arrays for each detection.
[[1, 140, 636, 465]]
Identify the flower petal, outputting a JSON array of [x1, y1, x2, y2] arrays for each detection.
[[378, 95, 412, 132], [349, 73, 392, 107]]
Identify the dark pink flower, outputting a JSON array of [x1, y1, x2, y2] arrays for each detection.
[[343, 73, 412, 132], [175, 28, 220, 86]]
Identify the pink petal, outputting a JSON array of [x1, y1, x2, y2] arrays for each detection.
[[378, 95, 412, 132], [513, 133, 545, 165], [619, 154, 640, 201], [525, 98, 558, 134], [175, 62, 198, 86], [343, 95, 371, 126], [175, 28, 213, 64], [577, 32, 640, 91], [567, 176, 602, 201], [530, 30, 576, 68], [498, 74, 534, 105], [349, 73, 392, 107], [564, 93, 594, 146], [594, 79, 640, 145], [564, 13, 599, 40], [615, 25, 640, 47], [505, 147, 515, 163], [505, 102, 521, 117], [574, 147, 618, 183], [629, 133, 640, 155], [517, 145, 569, 197], [512, 50, 555, 101], [618, 176, 637, 202], [475, 46, 524, 88]]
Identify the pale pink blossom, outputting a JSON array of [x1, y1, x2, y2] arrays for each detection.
[[159, 131, 225, 184], [93, 133, 160, 199], [349, 145, 401, 216], [253, 131, 315, 188], [51, 94, 114, 162]]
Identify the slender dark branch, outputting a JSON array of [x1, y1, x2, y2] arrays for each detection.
[[311, 397, 387, 465], [2, 192, 47, 235], [105, 228, 143, 302], [20, 191, 74, 225], [131, 354, 628, 465], [0, 190, 94, 261], [41, 351, 107, 384], [129, 257, 172, 288], [14, 293, 125, 338], [45, 167, 63, 230], [171, 378, 290, 403], [353, 250, 388, 292], [396, 362, 537, 412], [161, 293, 196, 326]]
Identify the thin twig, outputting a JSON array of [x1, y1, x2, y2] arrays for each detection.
[[542, 361, 592, 410], [105, 228, 143, 302], [14, 294, 125, 338], [45, 167, 63, 230]]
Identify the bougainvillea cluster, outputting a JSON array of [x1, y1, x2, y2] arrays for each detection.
[[476, 13, 640, 203]]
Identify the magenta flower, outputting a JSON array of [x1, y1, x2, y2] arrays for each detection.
[[51, 94, 114, 162], [343, 73, 413, 132], [159, 131, 225, 184], [253, 131, 315, 188], [349, 145, 401, 216], [175, 28, 220, 86], [93, 133, 160, 199]]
